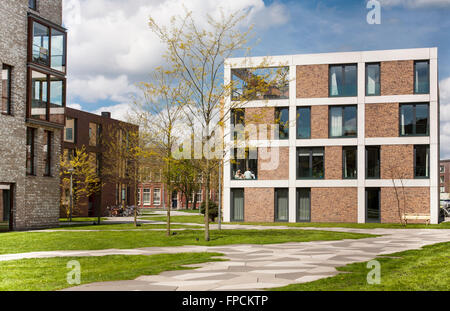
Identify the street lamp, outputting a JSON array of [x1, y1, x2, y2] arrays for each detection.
[[68, 167, 74, 222]]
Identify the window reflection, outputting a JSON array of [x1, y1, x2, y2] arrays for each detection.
[[33, 22, 49, 66]]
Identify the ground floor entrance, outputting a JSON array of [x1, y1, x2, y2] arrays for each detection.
[[0, 184, 13, 232]]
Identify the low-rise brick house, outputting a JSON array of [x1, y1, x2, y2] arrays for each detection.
[[223, 48, 440, 224], [1, 0, 66, 231], [62, 108, 139, 217], [439, 159, 450, 197]]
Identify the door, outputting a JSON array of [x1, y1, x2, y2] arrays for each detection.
[[296, 188, 311, 222], [231, 189, 244, 222], [366, 188, 380, 223], [275, 189, 289, 222], [0, 185, 13, 232]]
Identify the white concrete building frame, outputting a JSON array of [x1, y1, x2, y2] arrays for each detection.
[[222, 48, 440, 224]]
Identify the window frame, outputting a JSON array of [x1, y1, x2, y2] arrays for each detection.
[[414, 60, 430, 95], [399, 103, 429, 137], [329, 63, 358, 97], [230, 188, 245, 222], [153, 188, 161, 206], [26, 127, 36, 176], [342, 146, 358, 180], [328, 105, 358, 138], [414, 145, 430, 179], [275, 107, 289, 140], [44, 130, 52, 176], [64, 117, 77, 143], [365, 62, 381, 96], [29, 0, 38, 10], [365, 146, 380, 179], [296, 147, 325, 180], [2, 64, 13, 115], [296, 106, 311, 139], [274, 188, 289, 222], [28, 16, 67, 74]]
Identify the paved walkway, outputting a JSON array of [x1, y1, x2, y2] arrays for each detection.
[[1, 225, 448, 291]]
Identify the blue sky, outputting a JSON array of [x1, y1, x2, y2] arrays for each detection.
[[62, 0, 450, 157]]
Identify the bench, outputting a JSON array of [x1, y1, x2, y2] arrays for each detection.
[[402, 213, 431, 225]]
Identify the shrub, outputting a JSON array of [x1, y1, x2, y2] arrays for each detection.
[[200, 201, 218, 222]]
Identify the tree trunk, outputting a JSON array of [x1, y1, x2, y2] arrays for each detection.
[[204, 158, 210, 241]]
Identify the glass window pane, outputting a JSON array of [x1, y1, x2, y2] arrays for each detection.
[[232, 189, 244, 221], [343, 147, 357, 179], [329, 106, 343, 137], [31, 71, 47, 120], [366, 64, 380, 96], [2, 65, 12, 114], [33, 22, 49, 66], [296, 107, 310, 139], [415, 61, 429, 94], [276, 107, 289, 139], [329, 66, 343, 96], [415, 145, 429, 178], [344, 65, 357, 96], [296, 188, 310, 222], [51, 29, 66, 72], [343, 106, 357, 137], [275, 189, 289, 221], [312, 153, 324, 178], [298, 151, 310, 178], [400, 105, 414, 135], [415, 104, 429, 135], [366, 147, 380, 179]]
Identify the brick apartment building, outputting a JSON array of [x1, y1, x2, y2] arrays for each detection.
[[1, 0, 66, 231], [440, 159, 450, 198], [62, 108, 138, 217], [223, 48, 440, 224]]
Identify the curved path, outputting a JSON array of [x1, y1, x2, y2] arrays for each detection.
[[1, 225, 448, 291]]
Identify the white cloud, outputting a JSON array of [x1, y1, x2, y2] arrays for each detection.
[[66, 103, 82, 110], [62, 0, 289, 107], [380, 0, 450, 8], [91, 103, 132, 122]]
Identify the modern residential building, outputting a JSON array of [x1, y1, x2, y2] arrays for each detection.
[[223, 48, 440, 224], [439, 159, 450, 199], [1, 0, 66, 231], [62, 108, 139, 217]]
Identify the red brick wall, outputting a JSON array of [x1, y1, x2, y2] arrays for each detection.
[[245, 107, 275, 140], [296, 65, 329, 98], [258, 147, 289, 180], [381, 187, 429, 223], [380, 145, 414, 179], [365, 103, 399, 138], [380, 61, 414, 95], [244, 188, 274, 222], [311, 188, 358, 222], [311, 105, 328, 139]]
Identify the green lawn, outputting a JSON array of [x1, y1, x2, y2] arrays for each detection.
[[0, 252, 224, 291], [140, 215, 207, 224], [271, 242, 450, 291], [59, 217, 107, 222], [230, 221, 450, 229], [0, 229, 375, 255], [56, 223, 202, 230]]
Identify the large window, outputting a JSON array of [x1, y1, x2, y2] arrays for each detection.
[[26, 128, 35, 175], [297, 147, 324, 179], [153, 188, 161, 205], [343, 146, 357, 179], [414, 61, 429, 94], [414, 145, 429, 179], [231, 148, 258, 180], [275, 189, 289, 222], [31, 20, 66, 73], [2, 65, 12, 115], [231, 67, 289, 101], [64, 117, 76, 143], [329, 64, 357, 97], [143, 188, 150, 205], [196, 190, 203, 202], [231, 189, 244, 222], [366, 188, 380, 223], [44, 131, 52, 176], [366, 63, 380, 96], [231, 108, 245, 141], [30, 70, 65, 124], [296, 107, 311, 139], [275, 107, 289, 140], [366, 146, 380, 179], [329, 105, 357, 138], [400, 103, 429, 136]]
